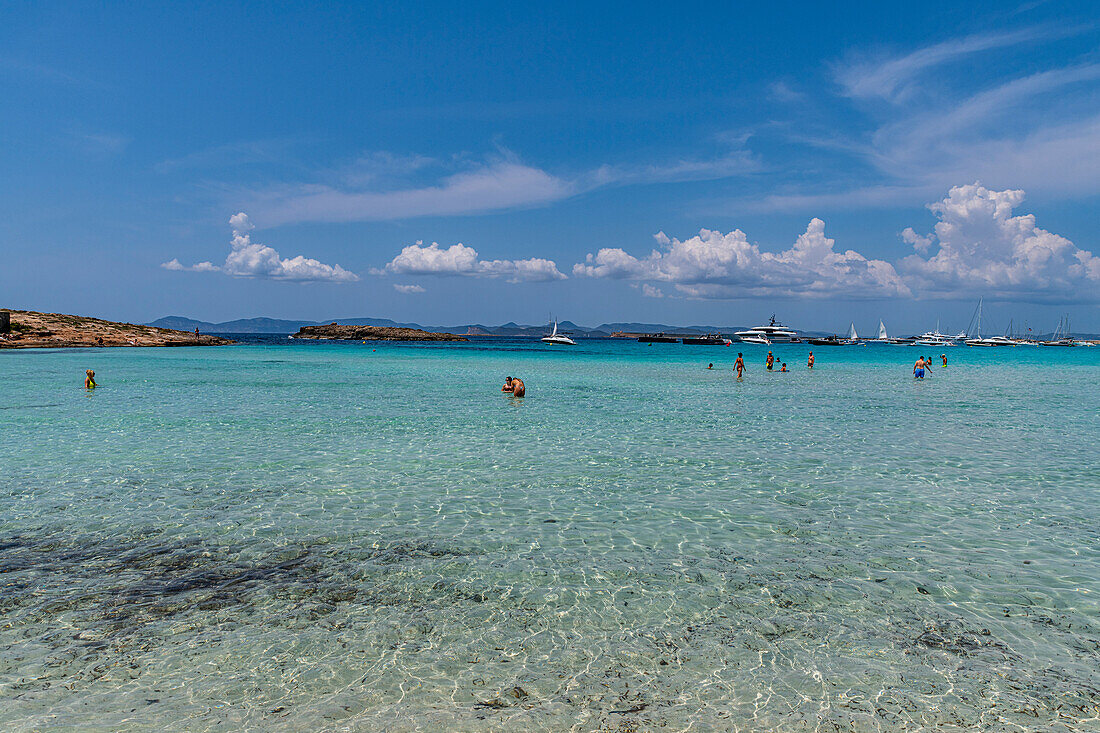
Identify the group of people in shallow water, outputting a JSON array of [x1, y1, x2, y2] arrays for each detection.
[[914, 354, 947, 378], [710, 350, 814, 378]]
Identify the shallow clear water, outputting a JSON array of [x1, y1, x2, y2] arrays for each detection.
[[1, 338, 1098, 731]]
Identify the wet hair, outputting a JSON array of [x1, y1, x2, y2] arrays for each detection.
[[737, 352, 743, 357], [505, 376, 512, 381]]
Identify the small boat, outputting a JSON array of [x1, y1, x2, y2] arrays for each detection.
[[739, 334, 771, 345], [637, 332, 679, 343], [541, 319, 576, 345], [682, 333, 732, 345], [806, 335, 844, 346]]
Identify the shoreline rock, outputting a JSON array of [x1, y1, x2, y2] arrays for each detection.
[[292, 323, 469, 342], [0, 309, 234, 349]]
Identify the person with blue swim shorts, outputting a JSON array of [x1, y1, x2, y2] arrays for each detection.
[[913, 356, 928, 379]]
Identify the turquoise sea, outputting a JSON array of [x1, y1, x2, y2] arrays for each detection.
[[2, 338, 1098, 731]]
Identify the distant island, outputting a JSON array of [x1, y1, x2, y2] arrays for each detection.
[[0, 309, 233, 348], [291, 323, 468, 341], [150, 315, 754, 337]]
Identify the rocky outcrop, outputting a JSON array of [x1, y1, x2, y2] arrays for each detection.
[[292, 323, 468, 341], [0, 309, 234, 348]]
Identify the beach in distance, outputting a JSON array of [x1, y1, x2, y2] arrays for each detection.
[[1, 336, 1098, 731]]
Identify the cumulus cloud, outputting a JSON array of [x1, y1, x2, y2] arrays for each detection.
[[393, 284, 425, 294], [374, 241, 566, 283], [161, 212, 359, 283], [901, 184, 1100, 302], [574, 219, 910, 299], [161, 258, 219, 273], [901, 227, 934, 253]]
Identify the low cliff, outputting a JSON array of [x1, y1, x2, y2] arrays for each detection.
[[0, 309, 234, 348], [292, 323, 469, 341]]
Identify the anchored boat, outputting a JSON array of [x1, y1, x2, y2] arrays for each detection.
[[540, 319, 576, 345]]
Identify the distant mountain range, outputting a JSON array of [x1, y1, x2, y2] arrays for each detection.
[[147, 316, 745, 337], [148, 316, 1099, 340]]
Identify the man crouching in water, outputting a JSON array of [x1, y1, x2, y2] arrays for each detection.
[[502, 376, 525, 397]]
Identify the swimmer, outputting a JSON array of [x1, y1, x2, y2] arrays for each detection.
[[780, 363, 788, 372], [707, 363, 713, 370], [85, 369, 97, 389], [913, 356, 927, 379], [502, 375, 525, 397], [734, 352, 746, 379], [941, 353, 947, 368], [807, 351, 814, 369], [766, 351, 774, 371]]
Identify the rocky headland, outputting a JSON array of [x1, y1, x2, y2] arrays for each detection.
[[292, 323, 468, 341], [0, 309, 234, 348]]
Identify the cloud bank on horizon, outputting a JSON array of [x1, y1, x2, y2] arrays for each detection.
[[167, 185, 1100, 304], [570, 185, 1099, 303], [368, 184, 1098, 304]]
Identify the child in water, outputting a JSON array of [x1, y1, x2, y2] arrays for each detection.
[[85, 370, 97, 389], [780, 363, 788, 372]]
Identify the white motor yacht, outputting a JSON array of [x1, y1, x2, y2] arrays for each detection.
[[735, 315, 798, 343]]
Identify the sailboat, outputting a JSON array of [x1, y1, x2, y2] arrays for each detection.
[[963, 298, 998, 346], [842, 322, 864, 345], [540, 318, 576, 345], [1044, 315, 1081, 346]]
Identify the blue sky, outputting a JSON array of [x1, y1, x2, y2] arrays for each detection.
[[3, 1, 1100, 333]]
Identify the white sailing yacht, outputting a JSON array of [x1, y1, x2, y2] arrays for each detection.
[[842, 322, 864, 345], [541, 318, 576, 345], [963, 298, 999, 346]]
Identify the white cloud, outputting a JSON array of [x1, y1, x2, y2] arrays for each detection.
[[240, 144, 757, 226], [835, 28, 1048, 101], [756, 32, 1100, 212], [768, 81, 804, 102], [249, 162, 574, 225], [901, 227, 933, 253], [162, 212, 359, 283], [901, 184, 1100, 302], [574, 219, 910, 299], [639, 283, 665, 298], [161, 258, 219, 273], [375, 241, 566, 283], [393, 284, 425, 294]]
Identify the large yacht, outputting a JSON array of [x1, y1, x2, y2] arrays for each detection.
[[735, 315, 798, 343]]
